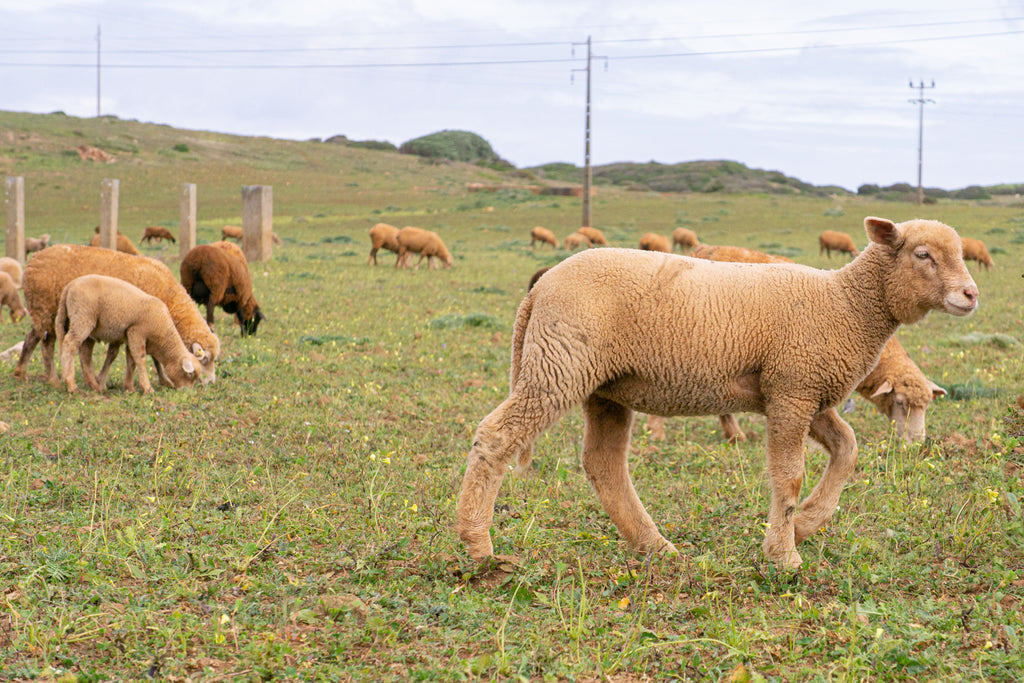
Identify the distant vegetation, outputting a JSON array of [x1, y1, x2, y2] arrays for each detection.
[[398, 129, 510, 168], [324, 134, 397, 152]]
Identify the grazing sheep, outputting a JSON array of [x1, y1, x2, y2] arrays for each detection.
[[530, 226, 559, 249], [855, 337, 946, 442], [395, 227, 453, 270], [89, 232, 141, 256], [819, 230, 859, 259], [56, 275, 204, 394], [141, 226, 176, 244], [0, 341, 23, 363], [638, 233, 672, 253], [527, 266, 552, 292], [0, 257, 23, 288], [692, 244, 793, 264], [457, 217, 978, 569], [0, 272, 27, 323], [180, 243, 265, 336], [221, 224, 281, 245], [563, 232, 592, 250], [672, 228, 699, 251], [368, 223, 402, 266], [14, 245, 219, 387], [25, 234, 50, 254], [577, 227, 608, 246], [961, 237, 994, 270]]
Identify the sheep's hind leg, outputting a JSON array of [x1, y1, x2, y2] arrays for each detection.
[[79, 339, 105, 391], [94, 342, 122, 391], [41, 330, 60, 387], [14, 327, 42, 380], [59, 334, 83, 393], [582, 395, 678, 556], [456, 391, 569, 561], [794, 408, 857, 544]]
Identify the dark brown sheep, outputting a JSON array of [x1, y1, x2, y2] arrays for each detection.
[[180, 243, 264, 337]]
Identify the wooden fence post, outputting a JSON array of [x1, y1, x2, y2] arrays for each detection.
[[179, 183, 197, 259], [4, 176, 25, 263], [99, 178, 119, 250], [242, 185, 272, 262]]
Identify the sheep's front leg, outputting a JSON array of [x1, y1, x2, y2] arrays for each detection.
[[794, 408, 857, 544], [125, 331, 153, 394], [719, 414, 746, 443], [762, 402, 813, 569], [582, 395, 678, 556]]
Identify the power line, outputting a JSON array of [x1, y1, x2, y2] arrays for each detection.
[[909, 80, 936, 205]]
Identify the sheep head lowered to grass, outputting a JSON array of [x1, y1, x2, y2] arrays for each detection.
[[456, 217, 978, 570]]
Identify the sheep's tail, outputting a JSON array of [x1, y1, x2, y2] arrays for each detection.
[[508, 292, 534, 389], [54, 287, 70, 347]]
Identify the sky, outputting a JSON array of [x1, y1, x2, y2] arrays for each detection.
[[1, 0, 1022, 191]]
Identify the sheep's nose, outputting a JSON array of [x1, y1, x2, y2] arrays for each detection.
[[963, 285, 978, 304]]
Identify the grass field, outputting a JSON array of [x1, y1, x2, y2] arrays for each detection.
[[1, 111, 1023, 681]]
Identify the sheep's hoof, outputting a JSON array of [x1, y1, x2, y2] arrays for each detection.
[[767, 548, 803, 571]]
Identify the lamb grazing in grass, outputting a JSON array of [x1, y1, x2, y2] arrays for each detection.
[[638, 233, 671, 253], [368, 223, 402, 266], [819, 230, 859, 259], [0, 257, 23, 288], [530, 226, 558, 249], [56, 274, 203, 394], [25, 234, 50, 255], [577, 227, 608, 246], [0, 272, 27, 323], [395, 227, 453, 270], [692, 244, 794, 264], [457, 217, 978, 569], [180, 243, 264, 336], [961, 237, 994, 270], [672, 227, 699, 251], [141, 226, 176, 244], [89, 232, 141, 256], [221, 224, 282, 245], [563, 232, 592, 250], [15, 245, 219, 387]]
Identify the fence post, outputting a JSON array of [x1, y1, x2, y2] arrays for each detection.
[[4, 176, 25, 263], [99, 178, 119, 250], [179, 183, 197, 259], [241, 185, 272, 262]]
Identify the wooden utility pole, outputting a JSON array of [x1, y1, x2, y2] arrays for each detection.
[[909, 80, 935, 205], [572, 36, 605, 228]]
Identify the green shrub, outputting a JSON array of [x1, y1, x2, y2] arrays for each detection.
[[173, 143, 190, 153], [399, 130, 506, 165]]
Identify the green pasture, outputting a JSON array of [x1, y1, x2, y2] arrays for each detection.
[[1, 112, 1023, 681]]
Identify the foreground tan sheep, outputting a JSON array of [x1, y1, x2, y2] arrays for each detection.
[[89, 232, 141, 256], [141, 226, 176, 244], [530, 226, 558, 249], [15, 245, 219, 386], [56, 275, 203, 394], [692, 244, 794, 264], [638, 233, 671, 253], [368, 223, 402, 266], [961, 237, 994, 270], [577, 227, 607, 246], [819, 230, 859, 259], [0, 272, 26, 323], [0, 257, 23, 288], [672, 227, 699, 251], [25, 234, 50, 254], [563, 232, 592, 250], [395, 227, 453, 269], [457, 217, 978, 569]]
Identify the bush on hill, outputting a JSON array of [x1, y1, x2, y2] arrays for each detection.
[[398, 130, 506, 165]]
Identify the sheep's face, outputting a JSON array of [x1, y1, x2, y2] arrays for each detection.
[[869, 377, 947, 442], [239, 309, 265, 337], [866, 217, 979, 323], [191, 342, 217, 384]]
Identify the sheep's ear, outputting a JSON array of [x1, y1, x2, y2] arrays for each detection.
[[870, 379, 894, 398], [864, 217, 899, 246], [191, 342, 206, 360], [182, 358, 195, 375], [927, 379, 947, 399]]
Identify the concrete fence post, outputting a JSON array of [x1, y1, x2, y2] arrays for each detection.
[[5, 176, 25, 263], [179, 183, 197, 260], [99, 178, 119, 250], [242, 185, 272, 262]]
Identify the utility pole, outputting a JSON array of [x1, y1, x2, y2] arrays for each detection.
[[96, 24, 101, 117], [908, 79, 935, 205], [572, 36, 606, 228]]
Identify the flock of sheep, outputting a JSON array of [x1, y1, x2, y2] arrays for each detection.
[[6, 225, 265, 394]]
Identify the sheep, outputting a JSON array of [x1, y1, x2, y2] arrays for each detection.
[[563, 232, 592, 250], [395, 227, 453, 270], [692, 244, 794, 264], [55, 274, 204, 394], [527, 266, 552, 292], [0, 257, 23, 288], [221, 224, 282, 245], [0, 341, 23, 363], [368, 223, 402, 266], [961, 237, 994, 270], [819, 230, 859, 259], [638, 233, 672, 253], [0, 272, 27, 323], [14, 244, 219, 387], [577, 226, 608, 246], [25, 234, 50, 254], [530, 226, 558, 249], [180, 243, 265, 336], [89, 232, 141, 256], [672, 228, 699, 251], [456, 217, 978, 569], [141, 226, 176, 244]]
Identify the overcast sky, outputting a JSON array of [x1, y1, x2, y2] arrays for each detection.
[[1, 1, 1022, 191]]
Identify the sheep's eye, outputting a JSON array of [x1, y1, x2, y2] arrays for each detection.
[[914, 249, 931, 261]]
